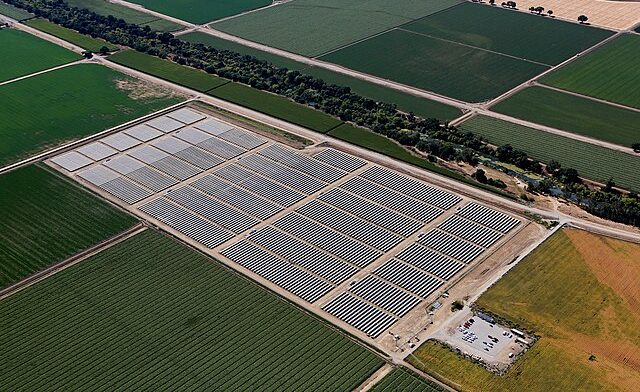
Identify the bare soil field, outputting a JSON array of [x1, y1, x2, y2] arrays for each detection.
[[511, 0, 640, 30]]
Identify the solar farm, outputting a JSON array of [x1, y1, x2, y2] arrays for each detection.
[[48, 105, 524, 342]]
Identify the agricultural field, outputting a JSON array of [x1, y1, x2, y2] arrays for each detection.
[[403, 2, 613, 66], [24, 18, 118, 52], [0, 230, 384, 390], [460, 116, 640, 192], [321, 29, 548, 102], [0, 1, 34, 20], [180, 32, 463, 120], [0, 28, 80, 82], [0, 164, 137, 289], [0, 63, 182, 167], [491, 86, 640, 147], [65, 0, 182, 32], [541, 34, 640, 109], [127, 0, 271, 24], [409, 229, 640, 391], [208, 82, 343, 133], [108, 50, 229, 92], [212, 0, 463, 57], [371, 368, 445, 392]]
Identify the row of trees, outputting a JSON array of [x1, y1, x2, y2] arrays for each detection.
[[5, 0, 639, 227]]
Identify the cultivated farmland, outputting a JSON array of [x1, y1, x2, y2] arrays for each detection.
[[128, 0, 271, 24], [0, 230, 384, 390], [65, 0, 182, 32], [371, 368, 445, 392], [0, 28, 80, 82], [541, 34, 640, 109], [403, 2, 613, 66], [409, 229, 640, 391], [321, 29, 548, 102], [0, 63, 181, 167], [0, 1, 34, 20], [460, 116, 640, 192], [180, 32, 462, 120], [108, 50, 229, 92], [491, 86, 640, 146], [24, 18, 118, 52], [212, 0, 463, 56], [0, 164, 137, 288]]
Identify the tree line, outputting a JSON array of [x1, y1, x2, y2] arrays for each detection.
[[4, 0, 639, 227]]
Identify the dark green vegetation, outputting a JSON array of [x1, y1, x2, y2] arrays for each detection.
[[128, 0, 271, 24], [209, 82, 343, 133], [0, 165, 136, 288], [461, 116, 640, 192], [321, 29, 548, 102], [0, 1, 33, 20], [370, 368, 444, 392], [404, 2, 613, 66], [25, 18, 117, 52], [491, 86, 640, 146], [109, 50, 229, 92], [0, 63, 181, 166], [65, 0, 182, 32], [541, 34, 640, 109], [212, 0, 463, 56], [181, 32, 462, 120], [0, 28, 80, 82], [0, 230, 384, 390]]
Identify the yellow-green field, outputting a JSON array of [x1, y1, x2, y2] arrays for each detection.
[[409, 229, 640, 391]]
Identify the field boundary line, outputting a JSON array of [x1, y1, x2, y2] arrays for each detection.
[[109, 0, 194, 28], [400, 361, 458, 392], [354, 364, 394, 392], [0, 224, 147, 300], [396, 28, 552, 67], [0, 98, 190, 175], [13, 20, 88, 54], [534, 82, 640, 113], [0, 59, 86, 87], [207, 0, 294, 25]]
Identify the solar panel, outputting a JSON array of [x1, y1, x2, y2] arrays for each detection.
[[457, 202, 521, 234], [123, 124, 163, 142], [76, 142, 117, 161], [77, 165, 119, 186], [323, 293, 397, 338], [349, 275, 421, 317], [217, 128, 266, 150], [194, 118, 234, 135], [313, 148, 366, 172], [145, 115, 184, 133], [51, 151, 93, 172], [101, 132, 141, 151], [167, 108, 207, 124]]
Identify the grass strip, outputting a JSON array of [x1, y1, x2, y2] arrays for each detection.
[[24, 18, 118, 52]]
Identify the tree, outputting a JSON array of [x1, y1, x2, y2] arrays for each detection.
[[473, 169, 488, 184], [529, 6, 535, 12], [98, 46, 110, 55], [556, 168, 581, 184], [632, 143, 640, 153], [547, 10, 554, 17], [603, 178, 616, 193], [578, 15, 589, 24], [546, 159, 561, 174], [82, 50, 93, 59], [489, 0, 496, 5], [534, 6, 544, 14]]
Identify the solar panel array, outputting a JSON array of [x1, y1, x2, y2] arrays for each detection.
[[323, 201, 520, 338]]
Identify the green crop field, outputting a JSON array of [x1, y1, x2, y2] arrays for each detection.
[[209, 82, 343, 133], [541, 34, 640, 109], [127, 0, 271, 24], [491, 86, 640, 147], [409, 229, 640, 391], [0, 63, 182, 167], [24, 18, 118, 52], [109, 50, 229, 92], [460, 116, 640, 191], [0, 230, 384, 390], [371, 368, 445, 392], [0, 1, 34, 20], [65, 0, 182, 32], [0, 165, 137, 288], [403, 3, 613, 66], [0, 28, 80, 82], [180, 32, 462, 120], [321, 29, 548, 102], [213, 0, 463, 56]]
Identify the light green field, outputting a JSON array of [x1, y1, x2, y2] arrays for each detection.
[[491, 86, 640, 147], [108, 50, 229, 92], [0, 230, 384, 390], [541, 34, 640, 109], [212, 0, 463, 56], [127, 0, 271, 24], [65, 0, 182, 32], [0, 63, 182, 167], [0, 1, 34, 20], [0, 28, 80, 82], [24, 18, 118, 52], [0, 165, 137, 288], [322, 29, 548, 102], [460, 116, 640, 191], [371, 368, 445, 392], [409, 229, 640, 391]]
